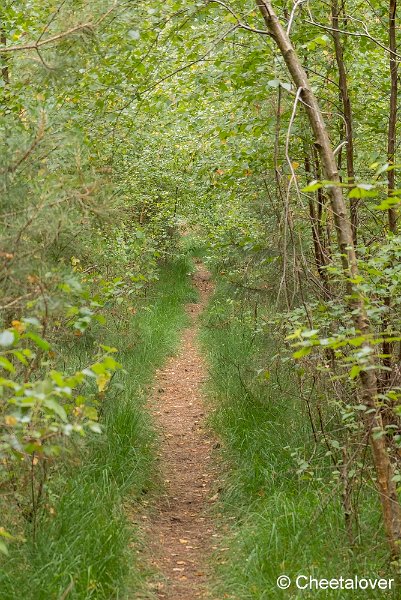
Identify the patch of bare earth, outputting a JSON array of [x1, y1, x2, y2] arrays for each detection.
[[137, 264, 218, 600]]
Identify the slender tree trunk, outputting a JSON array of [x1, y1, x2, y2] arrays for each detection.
[[313, 148, 332, 267], [256, 0, 401, 557], [303, 146, 330, 297], [382, 0, 398, 395], [0, 30, 8, 85], [388, 0, 397, 233], [331, 0, 357, 243]]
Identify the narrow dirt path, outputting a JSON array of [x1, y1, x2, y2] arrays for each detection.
[[140, 263, 217, 600]]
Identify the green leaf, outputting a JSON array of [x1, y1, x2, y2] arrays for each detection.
[[89, 422, 102, 433], [22, 332, 51, 351], [91, 362, 106, 375], [350, 365, 361, 379], [0, 330, 14, 347], [0, 377, 19, 389], [300, 329, 319, 338], [267, 79, 291, 91], [302, 180, 322, 192], [50, 371, 64, 386], [0, 356, 15, 373], [348, 336, 366, 347], [128, 29, 140, 40], [99, 345, 118, 353], [12, 350, 28, 365], [96, 373, 110, 392], [374, 197, 401, 211], [0, 540, 8, 555], [83, 406, 98, 420], [374, 162, 390, 176], [101, 356, 121, 370], [43, 399, 67, 422], [348, 185, 377, 198], [293, 346, 312, 359], [0, 528, 14, 540], [286, 328, 302, 340]]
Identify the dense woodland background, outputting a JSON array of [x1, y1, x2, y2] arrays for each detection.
[[1, 0, 401, 597]]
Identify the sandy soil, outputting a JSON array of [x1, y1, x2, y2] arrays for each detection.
[[138, 263, 219, 600]]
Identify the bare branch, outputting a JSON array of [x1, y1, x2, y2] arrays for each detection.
[[0, 23, 93, 54], [0, 294, 33, 311], [333, 140, 348, 156], [287, 0, 307, 34], [206, 0, 272, 35], [306, 13, 401, 59]]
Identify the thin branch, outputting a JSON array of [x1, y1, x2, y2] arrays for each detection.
[[333, 140, 348, 156], [206, 0, 272, 35], [306, 14, 401, 59], [0, 23, 93, 54], [113, 23, 240, 119], [287, 0, 307, 34], [37, 0, 68, 43], [0, 294, 33, 311], [4, 113, 46, 174], [0, 3, 118, 54], [285, 87, 303, 191]]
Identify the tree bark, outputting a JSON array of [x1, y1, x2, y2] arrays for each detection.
[[303, 146, 331, 297], [331, 0, 356, 243], [256, 0, 401, 557], [388, 0, 397, 233], [381, 0, 398, 404]]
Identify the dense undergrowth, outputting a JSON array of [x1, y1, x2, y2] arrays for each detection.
[[0, 257, 195, 599], [201, 275, 396, 599], [3, 0, 401, 592]]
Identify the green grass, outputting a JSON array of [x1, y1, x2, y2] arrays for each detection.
[[0, 257, 196, 600], [180, 232, 207, 259], [201, 279, 396, 600]]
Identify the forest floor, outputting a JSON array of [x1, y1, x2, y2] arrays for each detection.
[[138, 262, 219, 600]]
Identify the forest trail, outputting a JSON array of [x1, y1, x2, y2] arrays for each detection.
[[140, 263, 217, 600]]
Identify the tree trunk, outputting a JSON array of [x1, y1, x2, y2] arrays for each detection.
[[303, 146, 331, 297], [256, 0, 401, 557], [387, 0, 397, 233], [0, 30, 8, 85], [331, 0, 357, 243], [381, 0, 398, 406]]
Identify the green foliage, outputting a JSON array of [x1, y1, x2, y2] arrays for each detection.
[[1, 1, 197, 588], [2, 0, 401, 591], [0, 257, 195, 598], [201, 279, 395, 599]]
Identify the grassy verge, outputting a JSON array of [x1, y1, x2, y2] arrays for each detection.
[[0, 257, 196, 600], [201, 278, 395, 600]]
